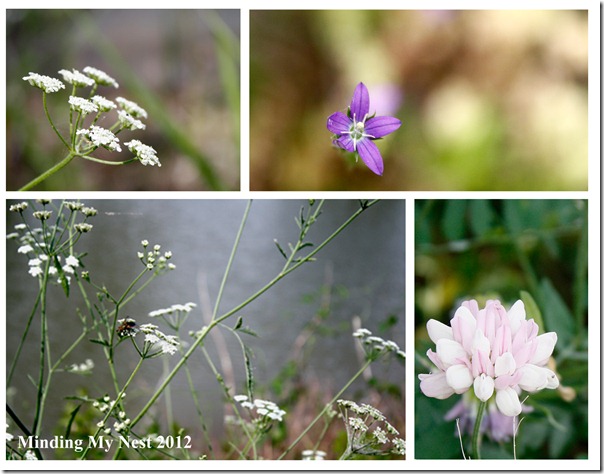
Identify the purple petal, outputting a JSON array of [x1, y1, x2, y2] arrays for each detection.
[[335, 135, 355, 152], [356, 139, 384, 175], [327, 111, 352, 134], [350, 82, 370, 121], [365, 116, 402, 138]]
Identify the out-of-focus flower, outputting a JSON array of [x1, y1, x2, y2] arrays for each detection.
[[327, 82, 401, 176], [444, 392, 533, 442], [418, 299, 559, 417], [23, 72, 65, 93]]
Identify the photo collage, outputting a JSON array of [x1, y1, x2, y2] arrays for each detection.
[[3, 3, 600, 471]]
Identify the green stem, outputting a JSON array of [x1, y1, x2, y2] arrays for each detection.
[[211, 200, 252, 321], [278, 358, 373, 460], [43, 92, 71, 149], [472, 401, 487, 460], [128, 201, 376, 432], [79, 155, 137, 166], [18, 152, 77, 191]]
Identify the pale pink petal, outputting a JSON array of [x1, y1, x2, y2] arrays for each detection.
[[496, 387, 522, 417], [451, 306, 476, 354], [471, 348, 494, 378], [436, 339, 468, 369], [427, 319, 453, 345], [419, 372, 455, 399]]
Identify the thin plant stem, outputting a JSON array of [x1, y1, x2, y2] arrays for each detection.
[[79, 356, 145, 459], [79, 155, 137, 165], [278, 358, 373, 460], [127, 201, 377, 434], [472, 401, 487, 460], [31, 261, 50, 436], [211, 200, 252, 322], [18, 152, 77, 191], [43, 91, 70, 149]]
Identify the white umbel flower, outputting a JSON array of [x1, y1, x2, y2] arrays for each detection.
[[84, 66, 119, 88], [59, 68, 95, 87], [23, 72, 65, 93], [77, 126, 121, 152], [125, 139, 161, 167]]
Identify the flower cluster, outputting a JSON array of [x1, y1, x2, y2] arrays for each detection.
[[23, 66, 160, 169], [67, 358, 95, 375], [137, 240, 174, 272], [93, 394, 130, 435], [139, 323, 180, 356], [149, 302, 196, 331], [336, 399, 405, 458], [418, 299, 559, 417], [327, 82, 401, 176], [233, 395, 286, 422], [8, 200, 95, 283], [353, 327, 405, 361]]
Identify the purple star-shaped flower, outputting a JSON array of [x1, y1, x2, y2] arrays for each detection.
[[327, 82, 401, 176]]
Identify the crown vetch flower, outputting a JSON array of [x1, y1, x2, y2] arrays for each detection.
[[418, 299, 559, 417], [327, 82, 401, 176]]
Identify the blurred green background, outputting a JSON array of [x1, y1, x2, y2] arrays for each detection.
[[7, 10, 240, 191], [250, 10, 588, 191], [414, 200, 588, 459]]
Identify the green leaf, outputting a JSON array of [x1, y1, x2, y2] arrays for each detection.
[[442, 200, 467, 241], [520, 290, 546, 335], [54, 255, 70, 297], [234, 316, 243, 330], [89, 338, 110, 347], [468, 200, 496, 238], [538, 279, 575, 347]]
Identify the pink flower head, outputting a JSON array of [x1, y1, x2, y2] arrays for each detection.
[[327, 82, 402, 176], [418, 299, 559, 417]]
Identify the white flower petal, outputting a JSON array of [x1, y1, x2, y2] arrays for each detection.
[[494, 352, 517, 377], [507, 300, 526, 335], [427, 319, 453, 344], [529, 332, 557, 366], [473, 373, 495, 401], [446, 364, 473, 393], [517, 364, 550, 392], [495, 387, 522, 417], [436, 338, 468, 369]]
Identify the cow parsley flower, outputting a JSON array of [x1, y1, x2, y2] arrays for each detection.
[[59, 68, 95, 87], [91, 95, 117, 112], [83, 66, 119, 88], [418, 299, 559, 417], [77, 126, 121, 152], [327, 82, 401, 176], [233, 395, 286, 422], [23, 72, 65, 93], [337, 399, 404, 459], [118, 110, 146, 130], [69, 96, 98, 116], [116, 97, 147, 119], [125, 140, 161, 167], [139, 323, 180, 355]]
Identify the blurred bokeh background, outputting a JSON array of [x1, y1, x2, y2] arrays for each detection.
[[250, 10, 588, 191], [414, 200, 588, 459], [7, 10, 240, 191]]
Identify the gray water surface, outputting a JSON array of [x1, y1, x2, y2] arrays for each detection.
[[6, 199, 405, 447]]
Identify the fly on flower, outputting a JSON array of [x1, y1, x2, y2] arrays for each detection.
[[116, 318, 138, 338], [327, 82, 401, 176]]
